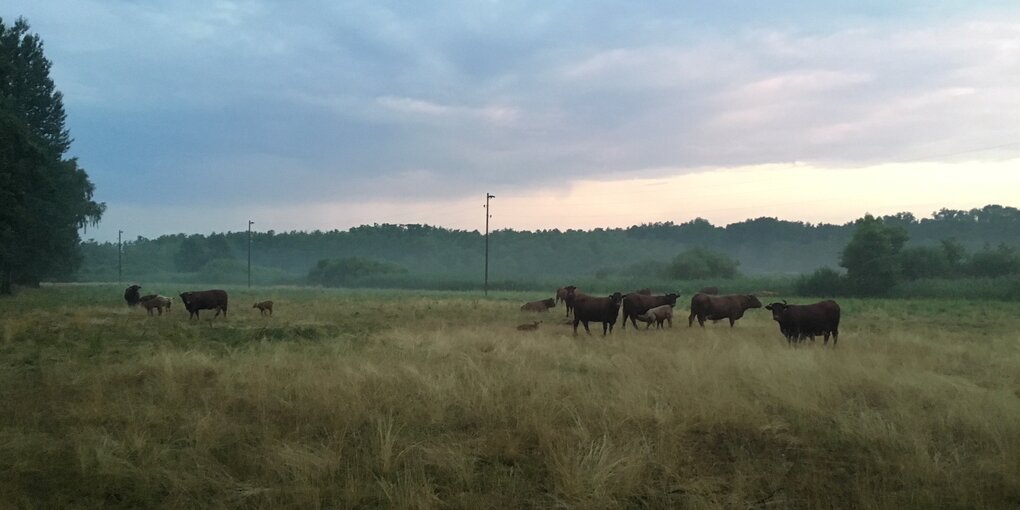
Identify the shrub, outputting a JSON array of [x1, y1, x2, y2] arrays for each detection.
[[968, 244, 1020, 278], [795, 267, 846, 296]]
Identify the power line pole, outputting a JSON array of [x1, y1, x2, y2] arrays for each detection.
[[117, 229, 123, 284], [247, 220, 254, 288], [484, 193, 494, 296]]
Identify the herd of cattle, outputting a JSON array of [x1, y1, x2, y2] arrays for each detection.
[[521, 286, 841, 345], [123, 285, 273, 318], [121, 284, 839, 345]]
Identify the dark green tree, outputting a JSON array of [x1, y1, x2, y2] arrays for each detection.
[[0, 17, 103, 293], [840, 215, 908, 295], [665, 247, 740, 279]]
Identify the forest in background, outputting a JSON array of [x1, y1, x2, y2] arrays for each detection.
[[73, 204, 1020, 295]]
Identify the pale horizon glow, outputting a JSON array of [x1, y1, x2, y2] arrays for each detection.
[[84, 158, 1020, 242]]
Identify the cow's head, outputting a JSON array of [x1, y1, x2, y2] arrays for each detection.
[[127, 285, 141, 292], [745, 295, 763, 309], [543, 298, 556, 307], [764, 300, 789, 320], [178, 292, 192, 307], [664, 293, 679, 306], [609, 292, 623, 305]]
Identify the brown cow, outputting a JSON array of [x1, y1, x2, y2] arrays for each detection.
[[521, 298, 556, 312], [569, 290, 623, 336], [698, 286, 719, 295], [621, 292, 679, 329], [562, 286, 588, 317], [555, 287, 571, 307], [765, 300, 840, 345], [179, 289, 229, 319], [124, 285, 142, 307], [688, 293, 761, 327], [253, 300, 274, 316]]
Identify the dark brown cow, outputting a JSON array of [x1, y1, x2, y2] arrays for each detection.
[[688, 293, 761, 327], [521, 298, 556, 312], [562, 286, 587, 317], [555, 287, 571, 307], [124, 285, 142, 307], [179, 289, 229, 319], [765, 300, 841, 345], [570, 290, 623, 336], [621, 292, 678, 329], [698, 286, 719, 295]]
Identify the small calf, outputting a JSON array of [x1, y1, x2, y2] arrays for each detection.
[[516, 321, 541, 331], [141, 295, 172, 316], [637, 304, 673, 329], [253, 300, 274, 316]]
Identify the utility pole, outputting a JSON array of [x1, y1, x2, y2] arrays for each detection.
[[247, 220, 254, 288], [484, 193, 494, 296], [118, 230, 123, 284]]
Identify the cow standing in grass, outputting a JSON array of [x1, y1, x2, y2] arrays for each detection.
[[688, 293, 761, 327], [766, 300, 841, 345], [569, 289, 623, 336], [179, 289, 229, 319], [124, 285, 142, 307], [621, 292, 678, 329]]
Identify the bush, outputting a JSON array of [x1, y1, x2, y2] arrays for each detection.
[[968, 244, 1020, 278], [840, 215, 908, 295], [665, 248, 740, 280], [900, 246, 951, 280], [308, 257, 407, 287], [795, 267, 846, 296]]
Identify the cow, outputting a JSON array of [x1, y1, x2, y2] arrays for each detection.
[[516, 321, 541, 331], [688, 293, 762, 327], [562, 286, 588, 317], [637, 304, 673, 329], [124, 285, 142, 307], [253, 300, 274, 316], [621, 292, 679, 329], [521, 298, 556, 312], [765, 300, 841, 345], [141, 295, 172, 316], [179, 289, 229, 319], [555, 287, 571, 307], [569, 289, 623, 336], [698, 286, 719, 295]]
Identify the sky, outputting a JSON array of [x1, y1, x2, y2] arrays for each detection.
[[5, 1, 1020, 241]]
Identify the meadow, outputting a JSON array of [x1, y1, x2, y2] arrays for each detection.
[[1, 285, 1019, 509]]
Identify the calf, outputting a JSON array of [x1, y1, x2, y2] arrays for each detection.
[[621, 292, 678, 329], [141, 295, 172, 316], [569, 290, 623, 336], [253, 300, 274, 316], [637, 304, 673, 329], [179, 289, 229, 319], [688, 293, 762, 327], [765, 300, 841, 345], [516, 321, 541, 331], [521, 298, 556, 312]]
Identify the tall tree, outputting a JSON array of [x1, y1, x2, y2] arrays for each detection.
[[840, 215, 908, 295], [0, 17, 103, 293]]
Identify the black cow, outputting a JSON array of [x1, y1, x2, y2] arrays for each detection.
[[765, 300, 841, 345], [124, 285, 142, 307], [569, 290, 623, 336], [179, 289, 229, 319]]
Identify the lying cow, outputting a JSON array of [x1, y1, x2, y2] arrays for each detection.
[[521, 298, 556, 312], [621, 292, 678, 329], [765, 300, 841, 345], [141, 295, 172, 316], [516, 321, 541, 331], [569, 289, 623, 336], [179, 289, 229, 319], [636, 305, 673, 329], [688, 293, 761, 327]]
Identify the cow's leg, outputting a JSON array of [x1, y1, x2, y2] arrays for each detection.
[[157, 307, 162, 316], [667, 317, 672, 328], [729, 317, 735, 327], [582, 321, 591, 335], [688, 311, 695, 327], [572, 319, 580, 336], [698, 314, 706, 327], [831, 329, 838, 346], [602, 322, 609, 335]]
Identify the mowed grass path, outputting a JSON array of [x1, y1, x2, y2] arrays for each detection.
[[1, 285, 1019, 509]]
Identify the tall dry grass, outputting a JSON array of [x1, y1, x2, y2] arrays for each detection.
[[1, 285, 1019, 508]]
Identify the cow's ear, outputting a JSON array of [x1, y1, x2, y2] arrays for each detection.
[[765, 304, 773, 310]]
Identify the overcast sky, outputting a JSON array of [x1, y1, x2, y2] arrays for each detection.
[[6, 1, 1020, 240]]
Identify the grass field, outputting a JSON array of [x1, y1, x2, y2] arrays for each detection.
[[2, 284, 1019, 509]]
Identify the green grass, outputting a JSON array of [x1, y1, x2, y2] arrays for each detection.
[[1, 284, 1019, 508]]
